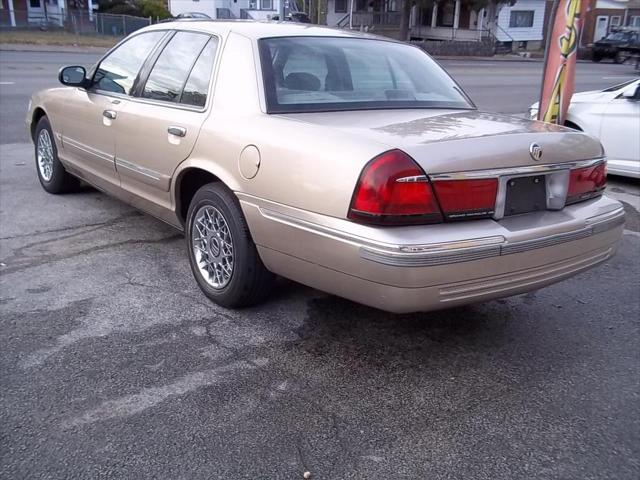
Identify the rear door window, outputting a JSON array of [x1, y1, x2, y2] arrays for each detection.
[[142, 31, 210, 104], [180, 38, 218, 107], [93, 31, 165, 95]]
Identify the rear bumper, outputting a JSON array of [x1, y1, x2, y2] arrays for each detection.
[[239, 193, 624, 313]]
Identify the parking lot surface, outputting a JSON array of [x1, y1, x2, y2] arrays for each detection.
[[1, 50, 639, 479]]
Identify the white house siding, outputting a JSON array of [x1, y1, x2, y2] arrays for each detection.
[[326, 0, 347, 27], [168, 0, 280, 20], [495, 0, 546, 42], [169, 0, 217, 17]]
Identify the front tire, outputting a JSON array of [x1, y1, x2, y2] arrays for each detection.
[[34, 116, 79, 194], [186, 183, 275, 308]]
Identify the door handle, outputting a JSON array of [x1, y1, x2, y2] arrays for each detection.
[[103, 110, 117, 120], [168, 126, 187, 137]]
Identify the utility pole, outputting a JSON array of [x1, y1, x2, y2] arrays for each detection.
[[279, 0, 286, 20]]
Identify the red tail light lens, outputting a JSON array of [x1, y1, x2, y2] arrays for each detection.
[[567, 162, 606, 205], [432, 179, 498, 220], [348, 150, 443, 225]]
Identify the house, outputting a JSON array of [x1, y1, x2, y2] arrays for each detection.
[[325, 0, 549, 50], [167, 0, 283, 20], [582, 0, 640, 45], [0, 0, 96, 27]]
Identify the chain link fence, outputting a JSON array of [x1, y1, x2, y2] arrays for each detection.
[[0, 10, 154, 37]]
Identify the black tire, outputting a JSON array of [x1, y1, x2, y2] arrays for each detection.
[[614, 51, 627, 64], [34, 116, 79, 194], [186, 182, 275, 308]]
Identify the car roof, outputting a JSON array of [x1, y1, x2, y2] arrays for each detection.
[[142, 20, 389, 41]]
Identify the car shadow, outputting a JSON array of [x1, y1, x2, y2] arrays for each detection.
[[287, 291, 519, 373]]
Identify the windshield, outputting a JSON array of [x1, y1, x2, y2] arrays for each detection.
[[258, 36, 474, 113], [604, 32, 632, 41], [602, 78, 638, 92]]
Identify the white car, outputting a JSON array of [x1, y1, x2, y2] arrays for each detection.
[[529, 79, 640, 178]]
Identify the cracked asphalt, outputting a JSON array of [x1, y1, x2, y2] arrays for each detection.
[[1, 50, 639, 479]]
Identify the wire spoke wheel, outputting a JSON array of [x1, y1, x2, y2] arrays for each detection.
[[37, 128, 54, 182], [191, 205, 234, 289]]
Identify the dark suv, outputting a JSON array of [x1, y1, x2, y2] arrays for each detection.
[[592, 28, 640, 63]]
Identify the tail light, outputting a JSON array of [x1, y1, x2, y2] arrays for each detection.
[[347, 150, 443, 225], [432, 179, 498, 220], [566, 162, 606, 205]]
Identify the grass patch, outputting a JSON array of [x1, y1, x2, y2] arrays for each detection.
[[0, 30, 120, 48]]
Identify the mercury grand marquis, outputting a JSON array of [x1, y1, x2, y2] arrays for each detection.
[[27, 21, 625, 313]]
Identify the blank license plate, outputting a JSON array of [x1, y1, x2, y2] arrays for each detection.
[[504, 175, 547, 216]]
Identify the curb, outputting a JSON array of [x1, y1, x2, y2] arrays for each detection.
[[0, 43, 108, 54]]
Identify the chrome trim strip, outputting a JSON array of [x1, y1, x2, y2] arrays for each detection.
[[360, 244, 502, 267], [259, 204, 624, 268], [361, 207, 624, 267], [63, 136, 114, 164], [500, 227, 592, 255], [396, 175, 428, 183], [115, 158, 162, 181], [429, 158, 604, 180]]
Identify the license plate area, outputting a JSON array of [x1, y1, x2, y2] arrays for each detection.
[[503, 175, 547, 217]]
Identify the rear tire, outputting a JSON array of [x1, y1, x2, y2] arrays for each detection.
[[34, 116, 79, 194], [186, 182, 275, 308], [614, 51, 627, 64]]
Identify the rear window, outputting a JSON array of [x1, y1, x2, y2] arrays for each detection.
[[258, 36, 473, 113]]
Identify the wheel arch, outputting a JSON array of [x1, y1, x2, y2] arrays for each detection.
[[30, 107, 48, 141], [173, 162, 242, 227]]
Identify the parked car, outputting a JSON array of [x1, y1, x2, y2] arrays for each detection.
[[175, 12, 211, 19], [591, 27, 640, 63], [27, 23, 625, 313], [529, 79, 640, 179]]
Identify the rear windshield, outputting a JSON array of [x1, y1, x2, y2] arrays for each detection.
[[258, 36, 473, 113]]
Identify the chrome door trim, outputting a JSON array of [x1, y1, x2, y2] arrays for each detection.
[[63, 136, 114, 164]]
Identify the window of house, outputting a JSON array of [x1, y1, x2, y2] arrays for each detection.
[[29, 0, 41, 8], [439, 1, 455, 27], [181, 39, 218, 107], [632, 16, 640, 27], [142, 32, 210, 103], [261, 0, 273, 10], [610, 15, 621, 27], [335, 0, 348, 13], [509, 10, 534, 28], [92, 31, 165, 95]]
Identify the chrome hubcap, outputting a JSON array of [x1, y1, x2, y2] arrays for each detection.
[[37, 129, 54, 182], [191, 206, 234, 289]]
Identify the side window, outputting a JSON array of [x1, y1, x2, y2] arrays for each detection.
[[180, 39, 218, 107], [93, 32, 164, 95], [142, 32, 210, 103]]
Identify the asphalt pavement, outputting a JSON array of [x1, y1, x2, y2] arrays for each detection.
[[0, 48, 639, 479]]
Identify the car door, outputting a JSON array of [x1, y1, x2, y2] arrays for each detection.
[[599, 83, 640, 164], [113, 31, 219, 208], [60, 30, 167, 191]]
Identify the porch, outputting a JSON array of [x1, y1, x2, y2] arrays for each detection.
[[411, 0, 490, 42]]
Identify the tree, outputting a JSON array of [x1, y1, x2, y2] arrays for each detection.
[[98, 0, 171, 19]]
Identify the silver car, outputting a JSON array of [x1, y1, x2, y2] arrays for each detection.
[[27, 22, 624, 313]]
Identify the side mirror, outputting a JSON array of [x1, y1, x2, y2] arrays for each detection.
[[58, 66, 88, 88], [622, 84, 639, 100]]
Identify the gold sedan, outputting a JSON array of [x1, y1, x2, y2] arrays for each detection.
[[27, 21, 624, 313]]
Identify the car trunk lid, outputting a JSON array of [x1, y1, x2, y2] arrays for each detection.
[[278, 109, 603, 174]]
